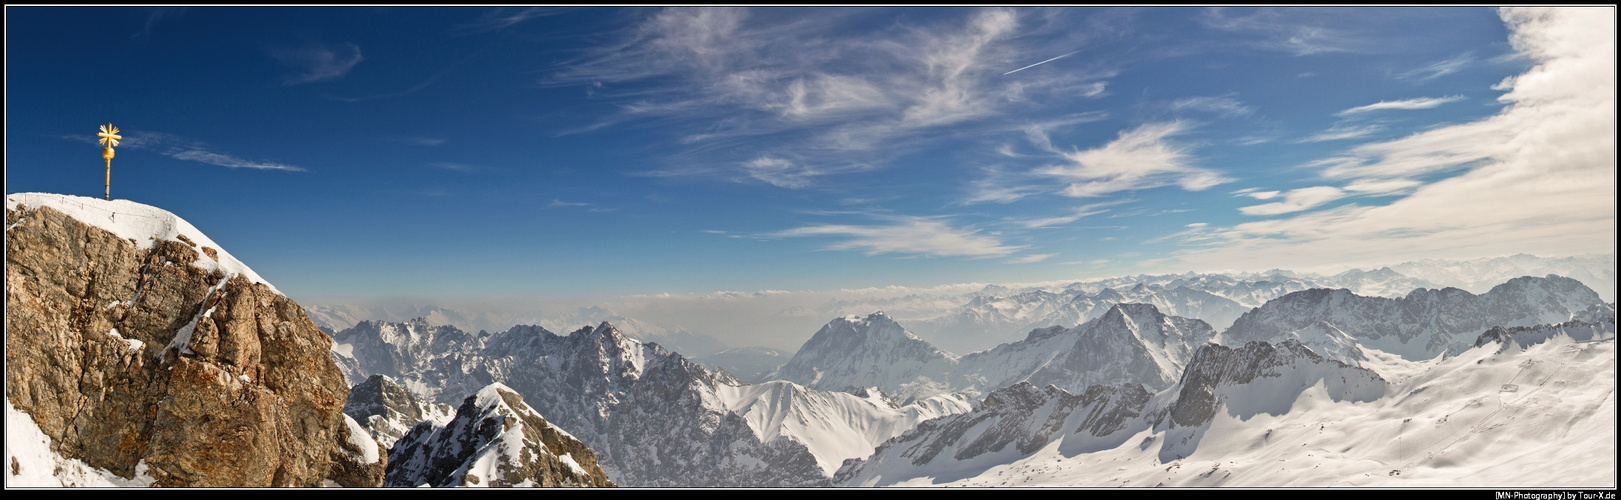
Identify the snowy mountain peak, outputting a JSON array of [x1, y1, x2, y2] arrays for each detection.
[[6, 192, 280, 295]]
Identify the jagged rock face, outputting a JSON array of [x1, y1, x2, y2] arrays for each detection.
[[780, 305, 1212, 403], [776, 312, 957, 398], [335, 320, 830, 487], [344, 374, 454, 449], [475, 323, 827, 487], [329, 318, 490, 395], [1472, 318, 1617, 353], [1161, 340, 1385, 430], [914, 284, 1245, 353], [6, 200, 360, 487], [1013, 303, 1213, 393], [1221, 277, 1605, 360], [385, 384, 615, 488]]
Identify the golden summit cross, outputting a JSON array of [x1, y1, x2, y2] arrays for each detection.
[[98, 123, 120, 200]]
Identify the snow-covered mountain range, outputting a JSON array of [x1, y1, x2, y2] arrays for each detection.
[[302, 254, 1612, 356], [10, 192, 1611, 488], [1219, 275, 1604, 360], [328, 319, 975, 485], [778, 304, 1217, 404], [835, 322, 1613, 487]]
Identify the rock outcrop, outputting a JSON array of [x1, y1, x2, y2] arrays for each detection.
[[384, 383, 615, 487], [344, 374, 454, 449], [5, 194, 372, 486]]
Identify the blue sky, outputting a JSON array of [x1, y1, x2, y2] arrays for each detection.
[[6, 7, 1615, 302]]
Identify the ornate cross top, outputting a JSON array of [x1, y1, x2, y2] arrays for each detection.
[[98, 123, 121, 147]]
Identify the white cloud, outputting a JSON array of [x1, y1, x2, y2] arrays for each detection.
[[268, 42, 363, 85], [1037, 122, 1230, 197], [1013, 202, 1120, 228], [1238, 186, 1346, 216], [1336, 96, 1464, 115], [1169, 95, 1253, 116], [546, 199, 589, 208], [454, 7, 561, 34], [169, 150, 304, 171], [1201, 8, 1369, 56], [776, 217, 1024, 258], [744, 156, 818, 189], [1301, 124, 1380, 142], [430, 162, 477, 172], [1342, 178, 1421, 195], [1399, 52, 1474, 81], [549, 8, 1113, 189], [1176, 7, 1615, 272], [1007, 253, 1057, 264], [69, 130, 306, 172], [1078, 81, 1107, 98]]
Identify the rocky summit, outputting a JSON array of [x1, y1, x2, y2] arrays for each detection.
[[5, 193, 375, 487]]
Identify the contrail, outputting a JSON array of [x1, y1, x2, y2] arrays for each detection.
[[1003, 52, 1076, 76]]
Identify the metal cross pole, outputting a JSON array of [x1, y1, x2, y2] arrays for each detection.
[[98, 123, 121, 201]]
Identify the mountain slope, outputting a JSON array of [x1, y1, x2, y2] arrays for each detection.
[[837, 339, 1390, 486], [837, 328, 1613, 487]]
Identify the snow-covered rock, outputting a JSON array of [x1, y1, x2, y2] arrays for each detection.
[[5, 193, 360, 486], [344, 374, 456, 450], [780, 305, 1216, 403], [1221, 276, 1606, 360], [384, 383, 615, 487], [837, 339, 1388, 487]]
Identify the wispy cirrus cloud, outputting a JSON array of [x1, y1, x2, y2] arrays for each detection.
[[547, 8, 1115, 189], [1006, 253, 1057, 264], [65, 130, 304, 171], [133, 7, 185, 39], [430, 162, 478, 172], [1300, 124, 1381, 143], [455, 7, 563, 35], [390, 137, 446, 146], [1201, 8, 1370, 56], [744, 156, 818, 189], [1036, 122, 1230, 197], [1011, 200, 1126, 228], [1336, 95, 1463, 115], [1168, 95, 1253, 117], [268, 42, 363, 85], [775, 216, 1024, 258], [1399, 52, 1474, 81], [1238, 186, 1346, 216]]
